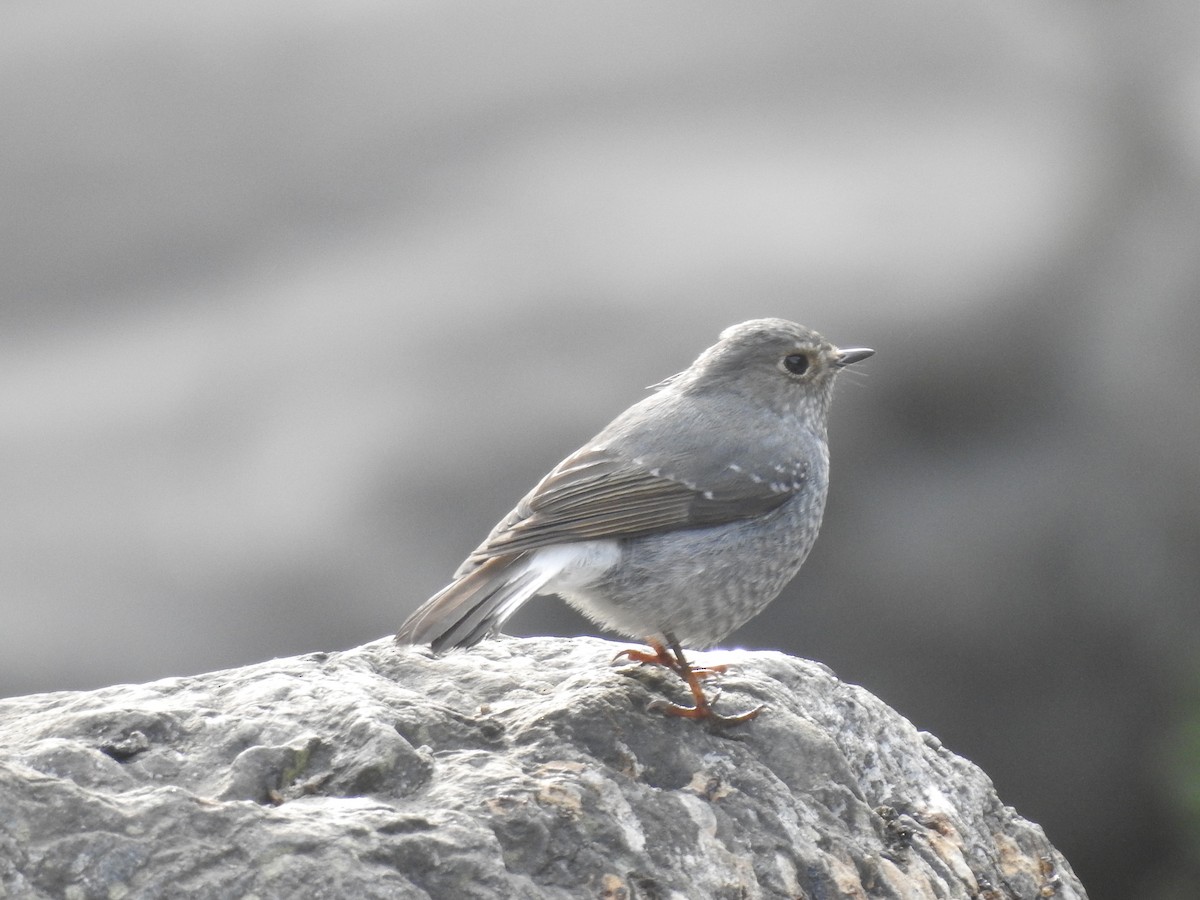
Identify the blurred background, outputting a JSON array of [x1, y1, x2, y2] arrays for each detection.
[[2, 1, 1198, 896]]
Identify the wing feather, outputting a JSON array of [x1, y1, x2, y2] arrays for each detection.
[[469, 443, 805, 561]]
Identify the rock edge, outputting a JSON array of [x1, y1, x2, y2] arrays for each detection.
[[0, 636, 1087, 899]]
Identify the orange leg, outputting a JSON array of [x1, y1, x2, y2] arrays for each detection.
[[611, 638, 728, 679], [613, 635, 764, 725]]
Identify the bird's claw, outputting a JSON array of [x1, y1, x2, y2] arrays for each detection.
[[611, 646, 730, 680], [647, 696, 766, 726], [618, 637, 761, 726]]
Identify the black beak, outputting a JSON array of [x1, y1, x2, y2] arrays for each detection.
[[835, 347, 874, 367]]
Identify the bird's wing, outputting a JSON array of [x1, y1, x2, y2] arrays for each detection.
[[466, 443, 808, 563]]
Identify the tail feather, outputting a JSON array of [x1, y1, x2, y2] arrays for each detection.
[[395, 553, 554, 653]]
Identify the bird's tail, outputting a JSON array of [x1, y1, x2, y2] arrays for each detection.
[[395, 553, 554, 654]]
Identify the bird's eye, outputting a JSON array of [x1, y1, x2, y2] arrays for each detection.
[[782, 353, 810, 375]]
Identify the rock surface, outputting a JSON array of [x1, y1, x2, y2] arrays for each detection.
[[0, 636, 1086, 899]]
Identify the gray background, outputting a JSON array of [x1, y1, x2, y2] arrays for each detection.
[[3, 2, 1198, 897]]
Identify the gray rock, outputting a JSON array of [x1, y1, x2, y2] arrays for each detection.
[[0, 637, 1087, 899]]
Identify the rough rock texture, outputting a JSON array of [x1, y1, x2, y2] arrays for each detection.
[[0, 637, 1086, 899]]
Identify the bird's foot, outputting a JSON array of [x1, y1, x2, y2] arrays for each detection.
[[611, 642, 729, 680], [616, 636, 762, 726], [648, 695, 766, 726]]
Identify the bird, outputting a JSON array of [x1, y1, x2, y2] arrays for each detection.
[[396, 318, 873, 723]]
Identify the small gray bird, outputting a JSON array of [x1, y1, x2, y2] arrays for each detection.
[[396, 318, 872, 723]]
